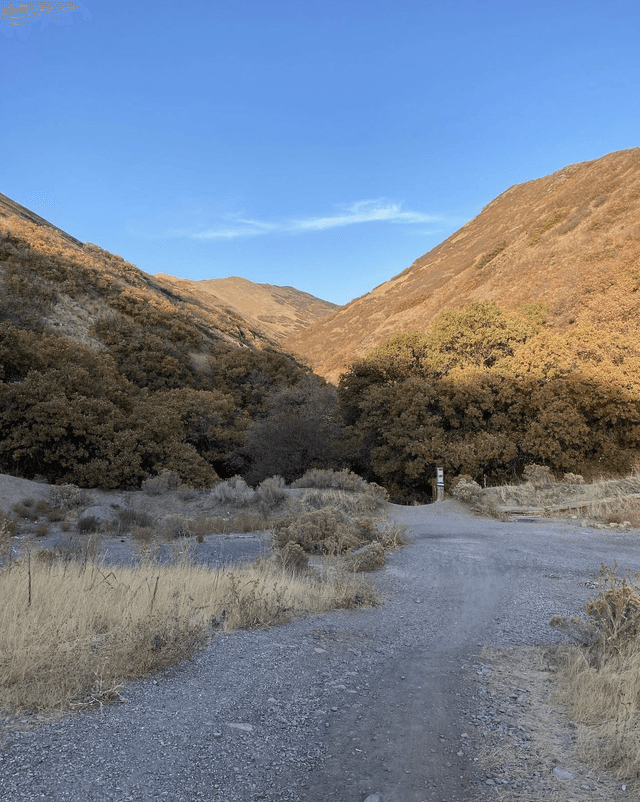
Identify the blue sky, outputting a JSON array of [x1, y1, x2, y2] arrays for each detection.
[[2, 1, 639, 305]]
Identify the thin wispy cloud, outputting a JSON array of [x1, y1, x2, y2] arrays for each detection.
[[170, 199, 446, 240]]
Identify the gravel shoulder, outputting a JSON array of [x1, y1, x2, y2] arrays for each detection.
[[2, 499, 639, 801]]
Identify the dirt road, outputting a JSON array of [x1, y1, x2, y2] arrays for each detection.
[[2, 500, 638, 801]]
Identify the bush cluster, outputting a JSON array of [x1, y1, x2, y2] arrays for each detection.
[[339, 301, 640, 499]]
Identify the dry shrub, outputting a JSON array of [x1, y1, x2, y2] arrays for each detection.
[[0, 510, 17, 537], [273, 508, 364, 554], [34, 499, 51, 514], [76, 515, 102, 535], [48, 484, 93, 512], [209, 475, 256, 507], [0, 514, 14, 561], [376, 521, 408, 550], [46, 508, 64, 522], [300, 486, 388, 515], [226, 511, 269, 532], [596, 498, 640, 528], [115, 508, 154, 534], [563, 472, 585, 485], [163, 514, 191, 540], [275, 542, 309, 572], [292, 469, 388, 501], [35, 522, 49, 536], [343, 542, 386, 572], [256, 476, 288, 510], [450, 475, 482, 503], [450, 476, 508, 520], [12, 501, 38, 521], [142, 469, 181, 496], [522, 463, 555, 486], [0, 555, 377, 713], [131, 525, 153, 544]]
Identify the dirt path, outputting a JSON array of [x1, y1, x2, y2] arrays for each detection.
[[2, 501, 639, 801]]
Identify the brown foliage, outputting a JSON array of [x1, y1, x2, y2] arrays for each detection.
[[339, 301, 640, 499]]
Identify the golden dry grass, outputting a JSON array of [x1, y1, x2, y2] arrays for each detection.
[[550, 565, 640, 784], [478, 472, 640, 523], [554, 642, 640, 780], [0, 553, 376, 714]]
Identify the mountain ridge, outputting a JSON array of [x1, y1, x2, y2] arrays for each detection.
[[153, 273, 338, 344]]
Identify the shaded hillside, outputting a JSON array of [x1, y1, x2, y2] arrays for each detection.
[[285, 147, 640, 382], [154, 274, 338, 343], [0, 203, 317, 488]]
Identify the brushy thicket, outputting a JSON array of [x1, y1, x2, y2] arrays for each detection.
[[0, 217, 323, 489], [338, 300, 640, 500]]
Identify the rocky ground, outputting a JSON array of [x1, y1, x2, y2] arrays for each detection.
[[1, 483, 638, 801]]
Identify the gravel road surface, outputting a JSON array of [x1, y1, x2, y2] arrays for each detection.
[[2, 500, 639, 801]]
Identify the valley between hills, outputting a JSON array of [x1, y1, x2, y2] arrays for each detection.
[[3, 150, 640, 800]]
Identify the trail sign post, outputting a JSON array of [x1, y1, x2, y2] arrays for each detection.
[[436, 467, 444, 502]]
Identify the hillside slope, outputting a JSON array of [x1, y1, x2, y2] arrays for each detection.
[[285, 147, 640, 382], [0, 199, 317, 488], [154, 274, 338, 343]]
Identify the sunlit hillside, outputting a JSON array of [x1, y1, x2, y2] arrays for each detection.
[[286, 147, 640, 382]]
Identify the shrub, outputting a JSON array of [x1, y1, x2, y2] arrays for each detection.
[[273, 508, 364, 555], [550, 565, 640, 654], [292, 468, 371, 492], [256, 476, 288, 510], [142, 469, 181, 496], [450, 475, 482, 504], [115, 508, 154, 534], [12, 501, 38, 521], [77, 516, 102, 535], [35, 522, 49, 537], [48, 484, 93, 512], [0, 510, 17, 537], [163, 515, 191, 540], [209, 476, 256, 507], [563, 472, 585, 485], [276, 542, 309, 572], [450, 476, 506, 520], [46, 508, 65, 522], [300, 487, 388, 515], [522, 464, 555, 486], [343, 542, 386, 572]]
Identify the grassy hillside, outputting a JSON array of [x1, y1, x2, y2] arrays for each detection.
[[154, 274, 338, 343], [286, 147, 640, 382]]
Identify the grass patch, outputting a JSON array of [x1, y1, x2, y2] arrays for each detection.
[[0, 554, 377, 714], [550, 564, 640, 782]]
